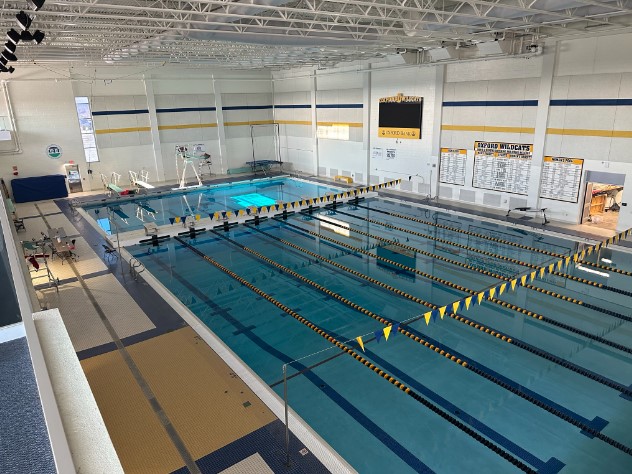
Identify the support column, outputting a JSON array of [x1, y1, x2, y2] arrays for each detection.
[[212, 76, 229, 175], [143, 75, 166, 182], [431, 65, 446, 198], [310, 75, 319, 176], [363, 66, 372, 186], [529, 40, 558, 209]]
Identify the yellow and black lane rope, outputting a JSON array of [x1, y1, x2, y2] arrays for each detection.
[[354, 203, 568, 258], [183, 233, 632, 456], [307, 211, 632, 307], [246, 224, 512, 342], [173, 236, 537, 473], [277, 219, 632, 356], [247, 224, 632, 397], [576, 259, 632, 277]]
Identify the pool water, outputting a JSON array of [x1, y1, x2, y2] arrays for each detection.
[[83, 177, 343, 233], [129, 197, 632, 473]]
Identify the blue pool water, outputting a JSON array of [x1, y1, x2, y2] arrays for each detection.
[[83, 177, 342, 233], [127, 196, 632, 473]]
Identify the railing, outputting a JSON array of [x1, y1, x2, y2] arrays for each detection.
[[129, 256, 145, 280]]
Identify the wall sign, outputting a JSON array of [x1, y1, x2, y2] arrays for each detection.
[[378, 93, 423, 139], [386, 148, 396, 160], [472, 141, 533, 195], [371, 147, 383, 160], [539, 156, 584, 203], [439, 148, 467, 186], [46, 144, 62, 159]]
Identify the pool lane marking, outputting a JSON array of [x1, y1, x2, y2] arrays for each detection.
[[146, 246, 432, 473], [207, 229, 624, 451], [328, 208, 632, 299], [173, 236, 538, 473], [250, 224, 632, 399], [309, 210, 632, 333], [354, 203, 567, 258], [34, 203, 202, 474], [279, 218, 632, 356]]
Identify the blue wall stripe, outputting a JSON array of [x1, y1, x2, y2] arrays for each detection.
[[92, 109, 149, 116], [443, 100, 538, 107], [222, 105, 273, 111], [317, 103, 363, 109], [550, 98, 632, 106], [156, 107, 216, 113], [273, 104, 312, 109]]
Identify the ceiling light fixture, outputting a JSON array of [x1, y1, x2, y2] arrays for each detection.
[[21, 30, 45, 43], [16, 11, 33, 31], [27, 0, 46, 11], [7, 29, 21, 44], [4, 42, 17, 54]]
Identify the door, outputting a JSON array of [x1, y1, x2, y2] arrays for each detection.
[[581, 182, 593, 224]]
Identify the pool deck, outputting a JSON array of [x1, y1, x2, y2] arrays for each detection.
[[14, 173, 631, 473], [15, 172, 337, 474]]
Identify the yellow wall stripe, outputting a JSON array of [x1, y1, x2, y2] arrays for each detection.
[[318, 121, 363, 128], [276, 120, 312, 126], [547, 128, 632, 138], [158, 123, 217, 131], [95, 126, 151, 135], [441, 124, 535, 134], [224, 120, 276, 126]]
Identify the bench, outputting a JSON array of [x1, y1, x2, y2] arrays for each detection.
[[334, 175, 353, 184], [506, 207, 549, 225]]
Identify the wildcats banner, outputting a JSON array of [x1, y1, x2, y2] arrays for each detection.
[[540, 156, 584, 203], [378, 93, 423, 140], [473, 141, 533, 195]]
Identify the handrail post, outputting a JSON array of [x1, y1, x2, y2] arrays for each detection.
[[283, 363, 290, 467]]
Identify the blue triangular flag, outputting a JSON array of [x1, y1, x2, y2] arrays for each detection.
[[168, 217, 175, 225], [392, 323, 399, 335], [374, 330, 383, 343], [431, 310, 438, 322]]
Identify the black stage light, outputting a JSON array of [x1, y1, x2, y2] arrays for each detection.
[[1, 50, 17, 62], [7, 29, 21, 44], [21, 30, 45, 43], [16, 11, 32, 31], [0, 64, 15, 74], [27, 0, 46, 11], [4, 41, 17, 54]]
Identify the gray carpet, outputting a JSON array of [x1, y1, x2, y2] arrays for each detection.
[[0, 337, 55, 474]]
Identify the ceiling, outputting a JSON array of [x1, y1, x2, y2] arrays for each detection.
[[2, 0, 632, 70]]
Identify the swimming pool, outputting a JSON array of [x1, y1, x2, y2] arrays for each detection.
[[82, 177, 343, 234], [127, 195, 632, 473]]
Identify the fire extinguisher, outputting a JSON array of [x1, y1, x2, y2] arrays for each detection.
[[12, 165, 18, 176]]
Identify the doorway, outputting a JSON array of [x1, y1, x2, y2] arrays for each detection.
[[582, 183, 624, 230]]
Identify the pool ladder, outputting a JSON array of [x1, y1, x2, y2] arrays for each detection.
[[128, 257, 145, 281]]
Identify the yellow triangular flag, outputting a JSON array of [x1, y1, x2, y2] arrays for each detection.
[[548, 263, 555, 273], [499, 283, 506, 295], [557, 260, 563, 270], [565, 257, 571, 267], [572, 253, 578, 262], [452, 301, 460, 313], [424, 312, 431, 325], [530, 271, 536, 282], [489, 288, 496, 299], [465, 297, 472, 310], [520, 275, 527, 286], [439, 306, 447, 319], [356, 336, 365, 352], [477, 292, 485, 304], [383, 325, 392, 341], [587, 247, 592, 255], [510, 279, 517, 291], [580, 250, 586, 259], [539, 267, 545, 278]]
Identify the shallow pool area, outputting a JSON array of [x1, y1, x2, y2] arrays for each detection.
[[119, 193, 632, 473]]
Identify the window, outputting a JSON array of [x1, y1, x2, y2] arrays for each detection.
[[316, 123, 349, 140], [75, 97, 99, 162]]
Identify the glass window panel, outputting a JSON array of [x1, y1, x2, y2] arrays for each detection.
[[79, 117, 93, 132], [81, 133, 96, 148], [84, 147, 99, 163]]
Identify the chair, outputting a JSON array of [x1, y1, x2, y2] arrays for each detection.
[[102, 244, 118, 261]]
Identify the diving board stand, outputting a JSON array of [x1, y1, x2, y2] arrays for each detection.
[[129, 170, 155, 193], [245, 160, 282, 176], [507, 207, 549, 225]]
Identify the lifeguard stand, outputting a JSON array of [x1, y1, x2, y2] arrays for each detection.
[[175, 144, 205, 189]]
